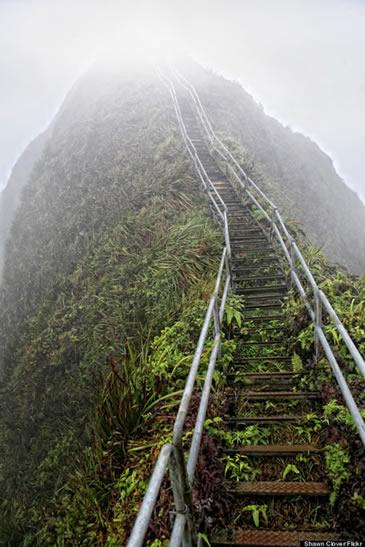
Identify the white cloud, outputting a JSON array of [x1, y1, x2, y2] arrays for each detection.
[[0, 0, 364, 201]]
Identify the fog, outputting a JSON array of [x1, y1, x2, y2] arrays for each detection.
[[1, 0, 364, 202]]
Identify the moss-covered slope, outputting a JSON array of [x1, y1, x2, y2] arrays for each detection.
[[0, 64, 222, 542], [181, 61, 365, 274]]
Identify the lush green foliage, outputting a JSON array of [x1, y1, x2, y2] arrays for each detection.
[[189, 60, 365, 274], [0, 69, 224, 543]]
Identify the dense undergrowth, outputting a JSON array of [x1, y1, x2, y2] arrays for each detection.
[[284, 244, 365, 536], [184, 59, 365, 274], [0, 67, 226, 543], [196, 239, 365, 538], [1, 63, 364, 545]]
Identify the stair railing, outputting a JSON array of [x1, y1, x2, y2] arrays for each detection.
[[158, 68, 232, 265], [172, 67, 365, 446], [127, 248, 231, 547], [128, 70, 234, 547]]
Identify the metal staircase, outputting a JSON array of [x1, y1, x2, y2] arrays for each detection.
[[126, 67, 365, 546]]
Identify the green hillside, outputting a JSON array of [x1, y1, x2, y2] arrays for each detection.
[[0, 64, 222, 542], [181, 61, 365, 274], [0, 61, 364, 543]]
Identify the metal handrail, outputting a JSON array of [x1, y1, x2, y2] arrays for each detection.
[[127, 248, 230, 547], [128, 70, 235, 547], [129, 65, 365, 547], [173, 67, 365, 446], [158, 68, 231, 261]]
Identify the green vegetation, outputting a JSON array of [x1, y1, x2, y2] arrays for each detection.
[[324, 444, 350, 506], [283, 243, 365, 533], [1, 61, 365, 544], [241, 505, 268, 528], [0, 68, 226, 543], [192, 60, 365, 274]]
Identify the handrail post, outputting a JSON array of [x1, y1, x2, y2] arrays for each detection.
[[213, 296, 222, 359], [289, 238, 296, 289], [314, 287, 322, 362], [223, 210, 232, 288], [169, 446, 195, 546], [269, 206, 278, 243], [213, 297, 221, 338]]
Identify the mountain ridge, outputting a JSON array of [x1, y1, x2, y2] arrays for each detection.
[[1, 61, 364, 281]]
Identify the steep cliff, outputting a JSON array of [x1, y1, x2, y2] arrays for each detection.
[[1, 59, 364, 542], [182, 61, 365, 274], [0, 131, 47, 279]]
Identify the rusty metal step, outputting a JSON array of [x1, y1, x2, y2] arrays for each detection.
[[228, 481, 329, 497], [239, 371, 300, 378], [237, 294, 286, 303], [227, 371, 299, 384], [244, 302, 283, 310], [211, 529, 337, 546], [241, 298, 284, 306], [230, 237, 268, 243], [227, 381, 299, 391], [236, 340, 287, 347], [223, 415, 303, 425], [229, 225, 263, 231], [234, 326, 287, 335], [236, 285, 287, 294], [235, 356, 292, 362], [241, 391, 320, 400], [233, 268, 283, 277], [243, 314, 286, 322], [233, 275, 286, 282], [229, 226, 259, 232], [232, 254, 278, 263], [225, 444, 319, 456]]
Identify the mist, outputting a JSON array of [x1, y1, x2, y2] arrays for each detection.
[[1, 0, 365, 202]]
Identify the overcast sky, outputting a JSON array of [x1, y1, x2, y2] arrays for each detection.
[[1, 0, 364, 202]]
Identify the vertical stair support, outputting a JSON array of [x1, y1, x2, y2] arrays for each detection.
[[213, 298, 221, 339], [169, 446, 195, 547], [213, 296, 222, 359], [269, 206, 278, 244], [289, 238, 296, 290], [223, 209, 232, 288], [314, 286, 322, 361]]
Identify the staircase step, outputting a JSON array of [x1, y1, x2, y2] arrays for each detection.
[[235, 326, 287, 334], [212, 529, 337, 546], [235, 371, 300, 378], [241, 298, 284, 306], [223, 415, 303, 425], [233, 268, 283, 276], [228, 481, 329, 497], [227, 372, 299, 383], [240, 391, 320, 400], [236, 341, 286, 347], [225, 444, 320, 456], [244, 303, 283, 310], [235, 356, 292, 362], [236, 285, 287, 294], [230, 237, 268, 243], [243, 315, 286, 322], [233, 275, 286, 282], [238, 295, 286, 304]]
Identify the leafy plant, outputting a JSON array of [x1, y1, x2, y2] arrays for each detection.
[[242, 504, 268, 528], [282, 464, 300, 481], [292, 353, 303, 372], [352, 492, 365, 510], [324, 443, 350, 505], [224, 295, 244, 328], [224, 455, 261, 482]]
